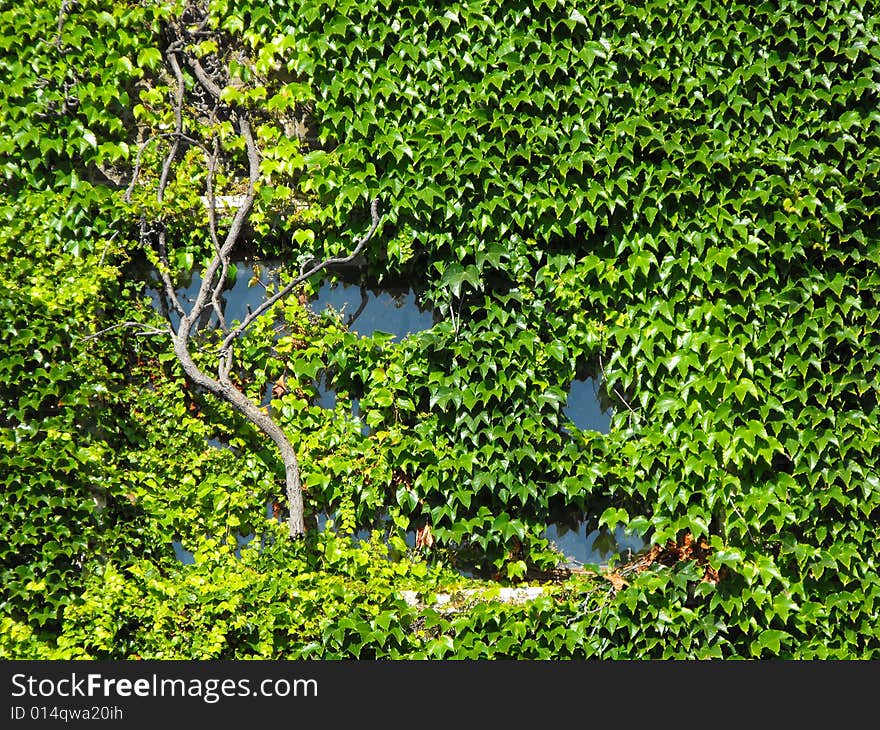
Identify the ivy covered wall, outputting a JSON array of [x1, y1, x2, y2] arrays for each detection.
[[1, 0, 878, 658], [282, 0, 880, 652]]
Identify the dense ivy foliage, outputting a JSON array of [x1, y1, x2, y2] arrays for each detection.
[[2, 0, 879, 658], [0, 0, 163, 646], [282, 0, 880, 654]]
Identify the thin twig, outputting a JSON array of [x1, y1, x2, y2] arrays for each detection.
[[97, 230, 119, 266], [205, 136, 229, 333], [80, 321, 170, 342], [158, 52, 186, 204], [219, 198, 381, 354], [598, 351, 640, 418], [345, 284, 369, 329], [53, 0, 70, 49], [137, 49, 190, 322], [204, 134, 221, 252], [448, 291, 458, 336], [124, 132, 207, 203], [153, 228, 185, 319], [728, 495, 757, 545]]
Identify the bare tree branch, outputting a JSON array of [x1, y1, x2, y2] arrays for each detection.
[[204, 136, 229, 333], [124, 132, 207, 204], [81, 321, 170, 342], [598, 352, 640, 420], [189, 56, 225, 100], [187, 114, 260, 338], [204, 135, 222, 252], [221, 197, 380, 353], [158, 52, 186, 204], [122, 7, 385, 540], [138, 49, 190, 321], [53, 0, 70, 49]]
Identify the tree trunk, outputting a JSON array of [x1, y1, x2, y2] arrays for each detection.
[[173, 321, 306, 538]]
